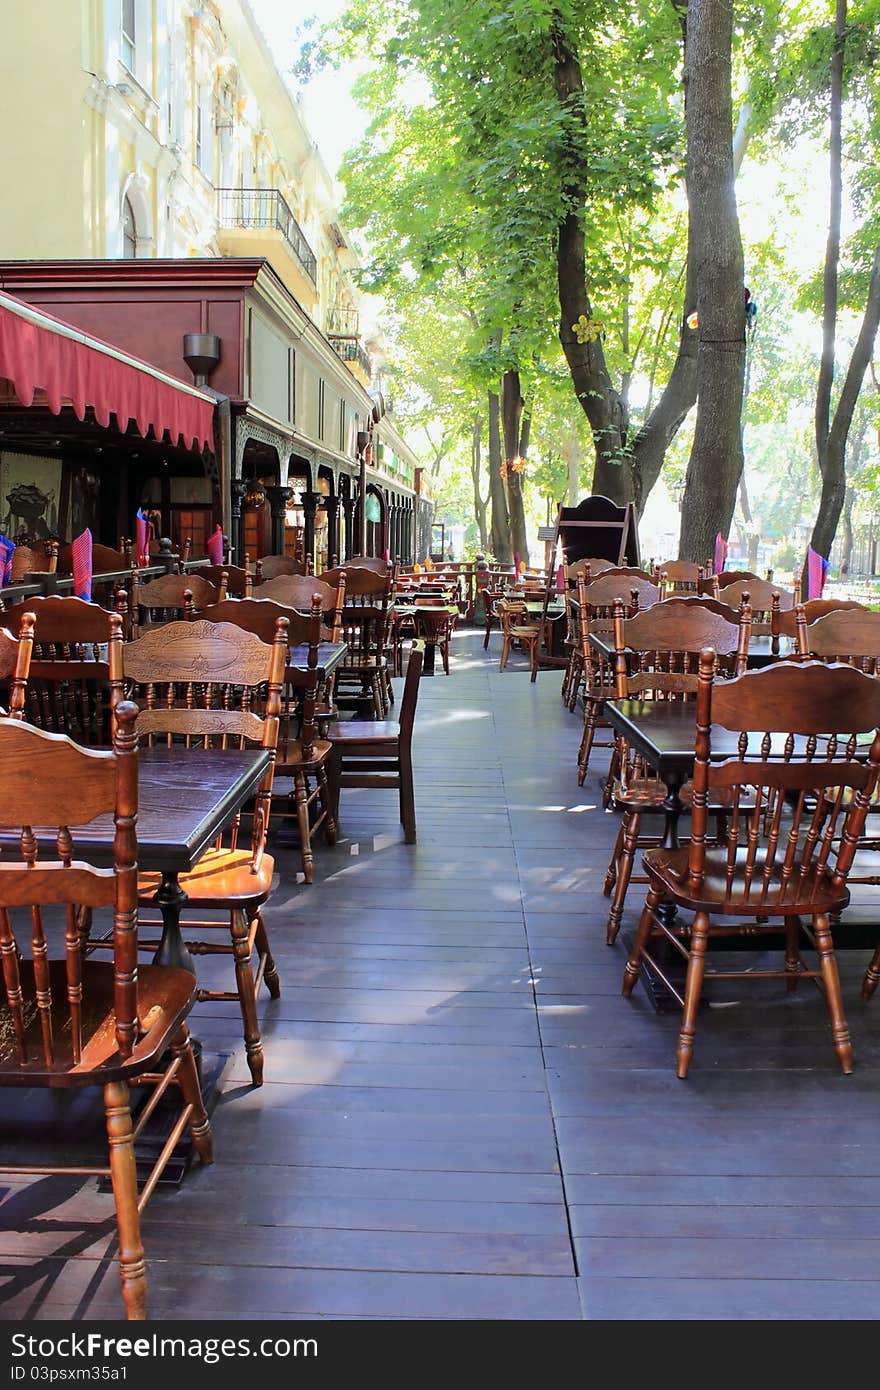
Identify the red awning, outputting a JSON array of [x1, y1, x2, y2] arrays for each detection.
[[0, 291, 215, 451]]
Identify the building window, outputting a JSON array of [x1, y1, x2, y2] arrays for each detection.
[[121, 0, 136, 73], [122, 195, 137, 259]]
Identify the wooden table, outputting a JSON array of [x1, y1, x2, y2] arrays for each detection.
[[2, 747, 272, 972], [287, 640, 347, 686], [392, 603, 457, 675], [526, 600, 566, 662], [589, 630, 795, 670]]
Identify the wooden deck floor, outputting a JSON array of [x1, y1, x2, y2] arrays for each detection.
[[4, 629, 880, 1320]]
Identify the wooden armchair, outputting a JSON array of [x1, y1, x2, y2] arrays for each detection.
[[0, 704, 212, 1319], [624, 657, 880, 1077], [122, 617, 288, 1085], [777, 598, 868, 647], [0, 613, 34, 716], [498, 597, 545, 682], [603, 596, 751, 946]]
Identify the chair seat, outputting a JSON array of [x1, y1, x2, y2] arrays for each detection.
[[612, 778, 752, 814], [0, 959, 195, 1085], [139, 849, 275, 907], [277, 739, 333, 770], [643, 845, 850, 916], [328, 720, 399, 748]]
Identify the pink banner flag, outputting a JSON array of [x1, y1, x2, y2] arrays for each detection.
[[135, 508, 150, 566], [713, 533, 728, 575], [71, 528, 93, 601], [207, 524, 224, 566], [807, 545, 829, 600], [556, 563, 565, 593]]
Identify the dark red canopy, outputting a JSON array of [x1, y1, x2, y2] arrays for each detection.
[[0, 291, 214, 451]]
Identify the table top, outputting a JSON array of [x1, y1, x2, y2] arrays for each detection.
[[589, 631, 794, 668], [287, 640, 347, 683], [0, 746, 272, 873], [393, 602, 458, 617], [604, 699, 874, 781], [525, 600, 565, 618]]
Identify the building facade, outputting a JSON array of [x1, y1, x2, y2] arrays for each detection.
[[0, 0, 429, 562]]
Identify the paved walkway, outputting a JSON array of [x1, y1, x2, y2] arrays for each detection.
[[4, 629, 880, 1320]]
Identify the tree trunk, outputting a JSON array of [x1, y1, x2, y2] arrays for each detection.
[[809, 0, 847, 562], [551, 14, 629, 502], [677, 0, 746, 564], [840, 489, 854, 574], [470, 413, 488, 550], [811, 246, 880, 557], [501, 369, 529, 564], [487, 389, 512, 562]]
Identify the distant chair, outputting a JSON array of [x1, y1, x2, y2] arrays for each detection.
[[257, 555, 307, 580]]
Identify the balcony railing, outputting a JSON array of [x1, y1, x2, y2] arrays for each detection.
[[328, 334, 372, 380], [216, 188, 317, 285], [326, 306, 360, 338]]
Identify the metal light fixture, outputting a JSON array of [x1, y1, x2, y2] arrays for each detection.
[[365, 493, 382, 524], [243, 480, 267, 510]]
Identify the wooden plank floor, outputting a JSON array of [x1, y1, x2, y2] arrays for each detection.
[[4, 628, 880, 1320]]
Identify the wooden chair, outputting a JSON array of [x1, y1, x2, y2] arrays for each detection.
[[328, 640, 424, 843], [498, 597, 545, 682], [783, 600, 871, 651], [324, 567, 393, 718], [481, 586, 507, 651], [655, 559, 705, 595], [130, 572, 221, 635], [575, 571, 661, 788], [1, 596, 125, 743], [180, 596, 337, 885], [345, 555, 390, 574], [623, 657, 880, 1077], [123, 616, 288, 1085], [603, 597, 751, 945], [0, 613, 34, 716], [198, 564, 254, 597], [714, 578, 794, 648], [706, 570, 763, 592], [256, 555, 307, 579], [9, 539, 59, 582], [0, 704, 213, 1319], [413, 602, 455, 676], [255, 573, 347, 637]]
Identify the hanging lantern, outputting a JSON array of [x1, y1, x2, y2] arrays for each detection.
[[243, 480, 267, 510], [686, 310, 699, 331], [365, 493, 382, 523]]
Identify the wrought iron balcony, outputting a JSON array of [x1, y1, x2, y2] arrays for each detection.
[[216, 188, 317, 284], [328, 334, 372, 380], [326, 306, 360, 337]]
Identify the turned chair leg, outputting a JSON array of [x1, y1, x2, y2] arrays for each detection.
[[317, 764, 338, 845], [623, 886, 660, 998], [578, 704, 598, 786], [607, 811, 639, 945], [230, 907, 264, 1086], [604, 821, 625, 895], [784, 916, 802, 993], [863, 943, 880, 1000], [253, 909, 281, 998], [294, 770, 314, 884], [104, 1080, 147, 1321], [814, 911, 853, 1073], [676, 910, 710, 1079], [171, 1025, 214, 1163]]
